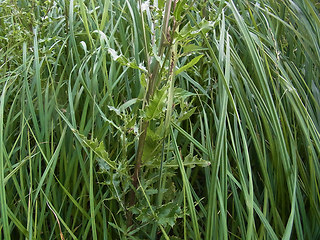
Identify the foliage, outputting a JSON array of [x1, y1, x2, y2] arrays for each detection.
[[0, 0, 320, 239]]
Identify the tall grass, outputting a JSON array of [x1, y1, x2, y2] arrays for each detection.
[[1, 0, 320, 239]]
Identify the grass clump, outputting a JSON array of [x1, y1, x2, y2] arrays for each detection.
[[1, 0, 320, 239]]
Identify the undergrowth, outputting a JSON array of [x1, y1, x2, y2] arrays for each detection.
[[1, 0, 320, 239]]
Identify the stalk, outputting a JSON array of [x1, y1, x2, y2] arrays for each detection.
[[128, 0, 174, 225]]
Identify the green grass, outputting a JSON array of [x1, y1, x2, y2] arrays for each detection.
[[1, 0, 320, 239]]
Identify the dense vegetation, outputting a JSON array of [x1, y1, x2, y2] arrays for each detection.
[[1, 0, 320, 239]]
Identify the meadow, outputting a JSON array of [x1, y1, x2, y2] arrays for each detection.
[[1, 0, 320, 239]]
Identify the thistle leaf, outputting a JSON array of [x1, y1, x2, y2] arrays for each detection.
[[74, 130, 116, 169]]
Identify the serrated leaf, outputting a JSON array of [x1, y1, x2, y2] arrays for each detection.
[[108, 48, 147, 72], [145, 85, 168, 120], [176, 55, 203, 75], [184, 154, 211, 168], [136, 206, 154, 223], [166, 153, 210, 168], [174, 88, 196, 100], [174, 0, 187, 21], [146, 189, 158, 195], [74, 130, 116, 169], [178, 19, 215, 40], [157, 202, 181, 227]]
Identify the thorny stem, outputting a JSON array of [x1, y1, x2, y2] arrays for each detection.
[[128, 0, 176, 227], [150, 34, 178, 239]]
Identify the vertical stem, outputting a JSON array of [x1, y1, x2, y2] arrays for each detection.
[[151, 39, 178, 239], [128, 0, 173, 226]]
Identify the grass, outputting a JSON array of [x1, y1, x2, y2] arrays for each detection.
[[0, 0, 320, 239]]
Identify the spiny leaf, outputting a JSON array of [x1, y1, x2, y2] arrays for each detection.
[[145, 85, 168, 120], [174, 0, 188, 21], [73, 129, 116, 169], [157, 202, 181, 227], [136, 206, 154, 223], [177, 19, 216, 40], [174, 88, 196, 100], [166, 153, 210, 168], [184, 154, 211, 168], [108, 48, 147, 72]]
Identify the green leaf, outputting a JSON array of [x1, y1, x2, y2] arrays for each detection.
[[74, 130, 116, 169], [142, 127, 163, 164], [157, 202, 181, 227], [174, 88, 196, 100], [136, 206, 154, 223], [108, 48, 147, 72], [140, 73, 147, 88], [177, 19, 215, 40], [174, 0, 187, 21], [178, 107, 197, 122], [184, 154, 211, 168], [182, 44, 207, 56], [145, 85, 168, 120], [119, 98, 138, 112], [176, 55, 203, 75], [166, 153, 210, 168]]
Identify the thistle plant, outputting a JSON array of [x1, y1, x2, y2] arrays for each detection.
[[0, 0, 320, 239]]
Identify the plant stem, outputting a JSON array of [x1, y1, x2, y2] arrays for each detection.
[[128, 0, 174, 226]]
